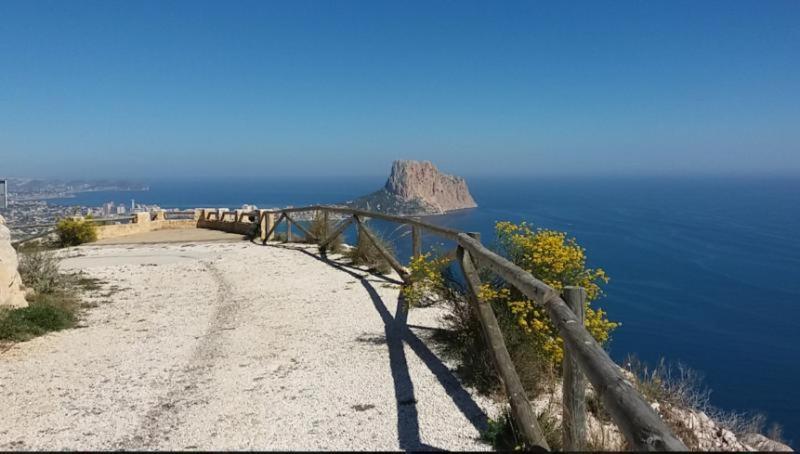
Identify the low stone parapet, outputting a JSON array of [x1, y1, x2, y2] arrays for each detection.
[[95, 218, 197, 241], [194, 208, 260, 236]]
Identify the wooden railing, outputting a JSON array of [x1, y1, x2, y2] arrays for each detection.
[[238, 205, 687, 451]]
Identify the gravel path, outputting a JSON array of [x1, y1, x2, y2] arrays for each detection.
[[0, 241, 498, 450]]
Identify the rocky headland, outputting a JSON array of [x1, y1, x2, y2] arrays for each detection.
[[347, 160, 477, 215]]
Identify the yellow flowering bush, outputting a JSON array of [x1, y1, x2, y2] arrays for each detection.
[[402, 253, 453, 306], [490, 221, 619, 366]]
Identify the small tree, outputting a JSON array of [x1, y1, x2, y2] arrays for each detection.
[[56, 218, 97, 247]]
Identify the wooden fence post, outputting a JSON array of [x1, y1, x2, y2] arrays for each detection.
[[563, 286, 588, 451], [259, 211, 268, 242], [457, 246, 549, 451], [286, 214, 293, 242], [262, 213, 284, 245], [284, 212, 317, 242], [412, 225, 422, 259]]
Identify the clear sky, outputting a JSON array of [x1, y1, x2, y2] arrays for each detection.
[[1, 0, 798, 179]]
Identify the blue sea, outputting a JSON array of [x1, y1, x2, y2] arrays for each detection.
[[51, 176, 800, 447]]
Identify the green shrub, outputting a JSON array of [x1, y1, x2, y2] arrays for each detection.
[[481, 411, 521, 451], [437, 274, 557, 398], [345, 223, 394, 274], [0, 301, 75, 341], [56, 217, 97, 247], [480, 409, 560, 451]]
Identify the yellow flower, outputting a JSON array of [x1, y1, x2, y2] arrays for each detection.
[[485, 220, 619, 366]]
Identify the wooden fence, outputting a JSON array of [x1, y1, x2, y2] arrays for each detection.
[[234, 205, 687, 451]]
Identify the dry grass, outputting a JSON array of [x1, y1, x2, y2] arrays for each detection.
[[309, 211, 344, 253], [17, 249, 67, 295], [624, 355, 787, 448], [345, 223, 394, 275]]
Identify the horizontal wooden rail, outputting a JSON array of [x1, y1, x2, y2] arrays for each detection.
[[254, 205, 462, 241], [283, 212, 317, 241]]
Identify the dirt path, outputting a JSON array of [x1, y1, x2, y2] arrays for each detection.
[[0, 241, 497, 450]]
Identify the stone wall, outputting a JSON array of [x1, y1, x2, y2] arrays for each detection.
[[94, 213, 197, 241], [196, 218, 254, 235], [195, 209, 276, 239]]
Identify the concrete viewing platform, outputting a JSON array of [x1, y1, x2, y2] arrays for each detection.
[[0, 237, 497, 450], [92, 227, 247, 245]]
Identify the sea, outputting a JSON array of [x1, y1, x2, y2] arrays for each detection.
[[50, 175, 800, 447]]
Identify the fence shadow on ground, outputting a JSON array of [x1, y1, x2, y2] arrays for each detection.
[[266, 243, 489, 451]]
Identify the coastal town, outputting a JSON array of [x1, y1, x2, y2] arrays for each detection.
[[0, 178, 156, 238]]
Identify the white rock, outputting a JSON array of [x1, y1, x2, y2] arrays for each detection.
[[740, 433, 793, 452], [0, 215, 28, 308], [651, 401, 661, 413]]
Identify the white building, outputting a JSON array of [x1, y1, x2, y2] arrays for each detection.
[[103, 202, 115, 217]]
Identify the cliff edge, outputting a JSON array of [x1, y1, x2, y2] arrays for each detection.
[[347, 160, 477, 215]]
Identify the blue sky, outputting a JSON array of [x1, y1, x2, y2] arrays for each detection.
[[1, 0, 798, 178]]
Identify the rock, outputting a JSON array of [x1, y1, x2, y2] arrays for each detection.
[[0, 215, 29, 308], [740, 433, 793, 452], [347, 160, 477, 215], [651, 401, 661, 413]]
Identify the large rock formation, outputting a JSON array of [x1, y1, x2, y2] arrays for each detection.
[[0, 215, 28, 308], [347, 160, 477, 215]]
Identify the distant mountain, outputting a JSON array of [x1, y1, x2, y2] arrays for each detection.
[[6, 178, 149, 194], [346, 160, 477, 215]]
